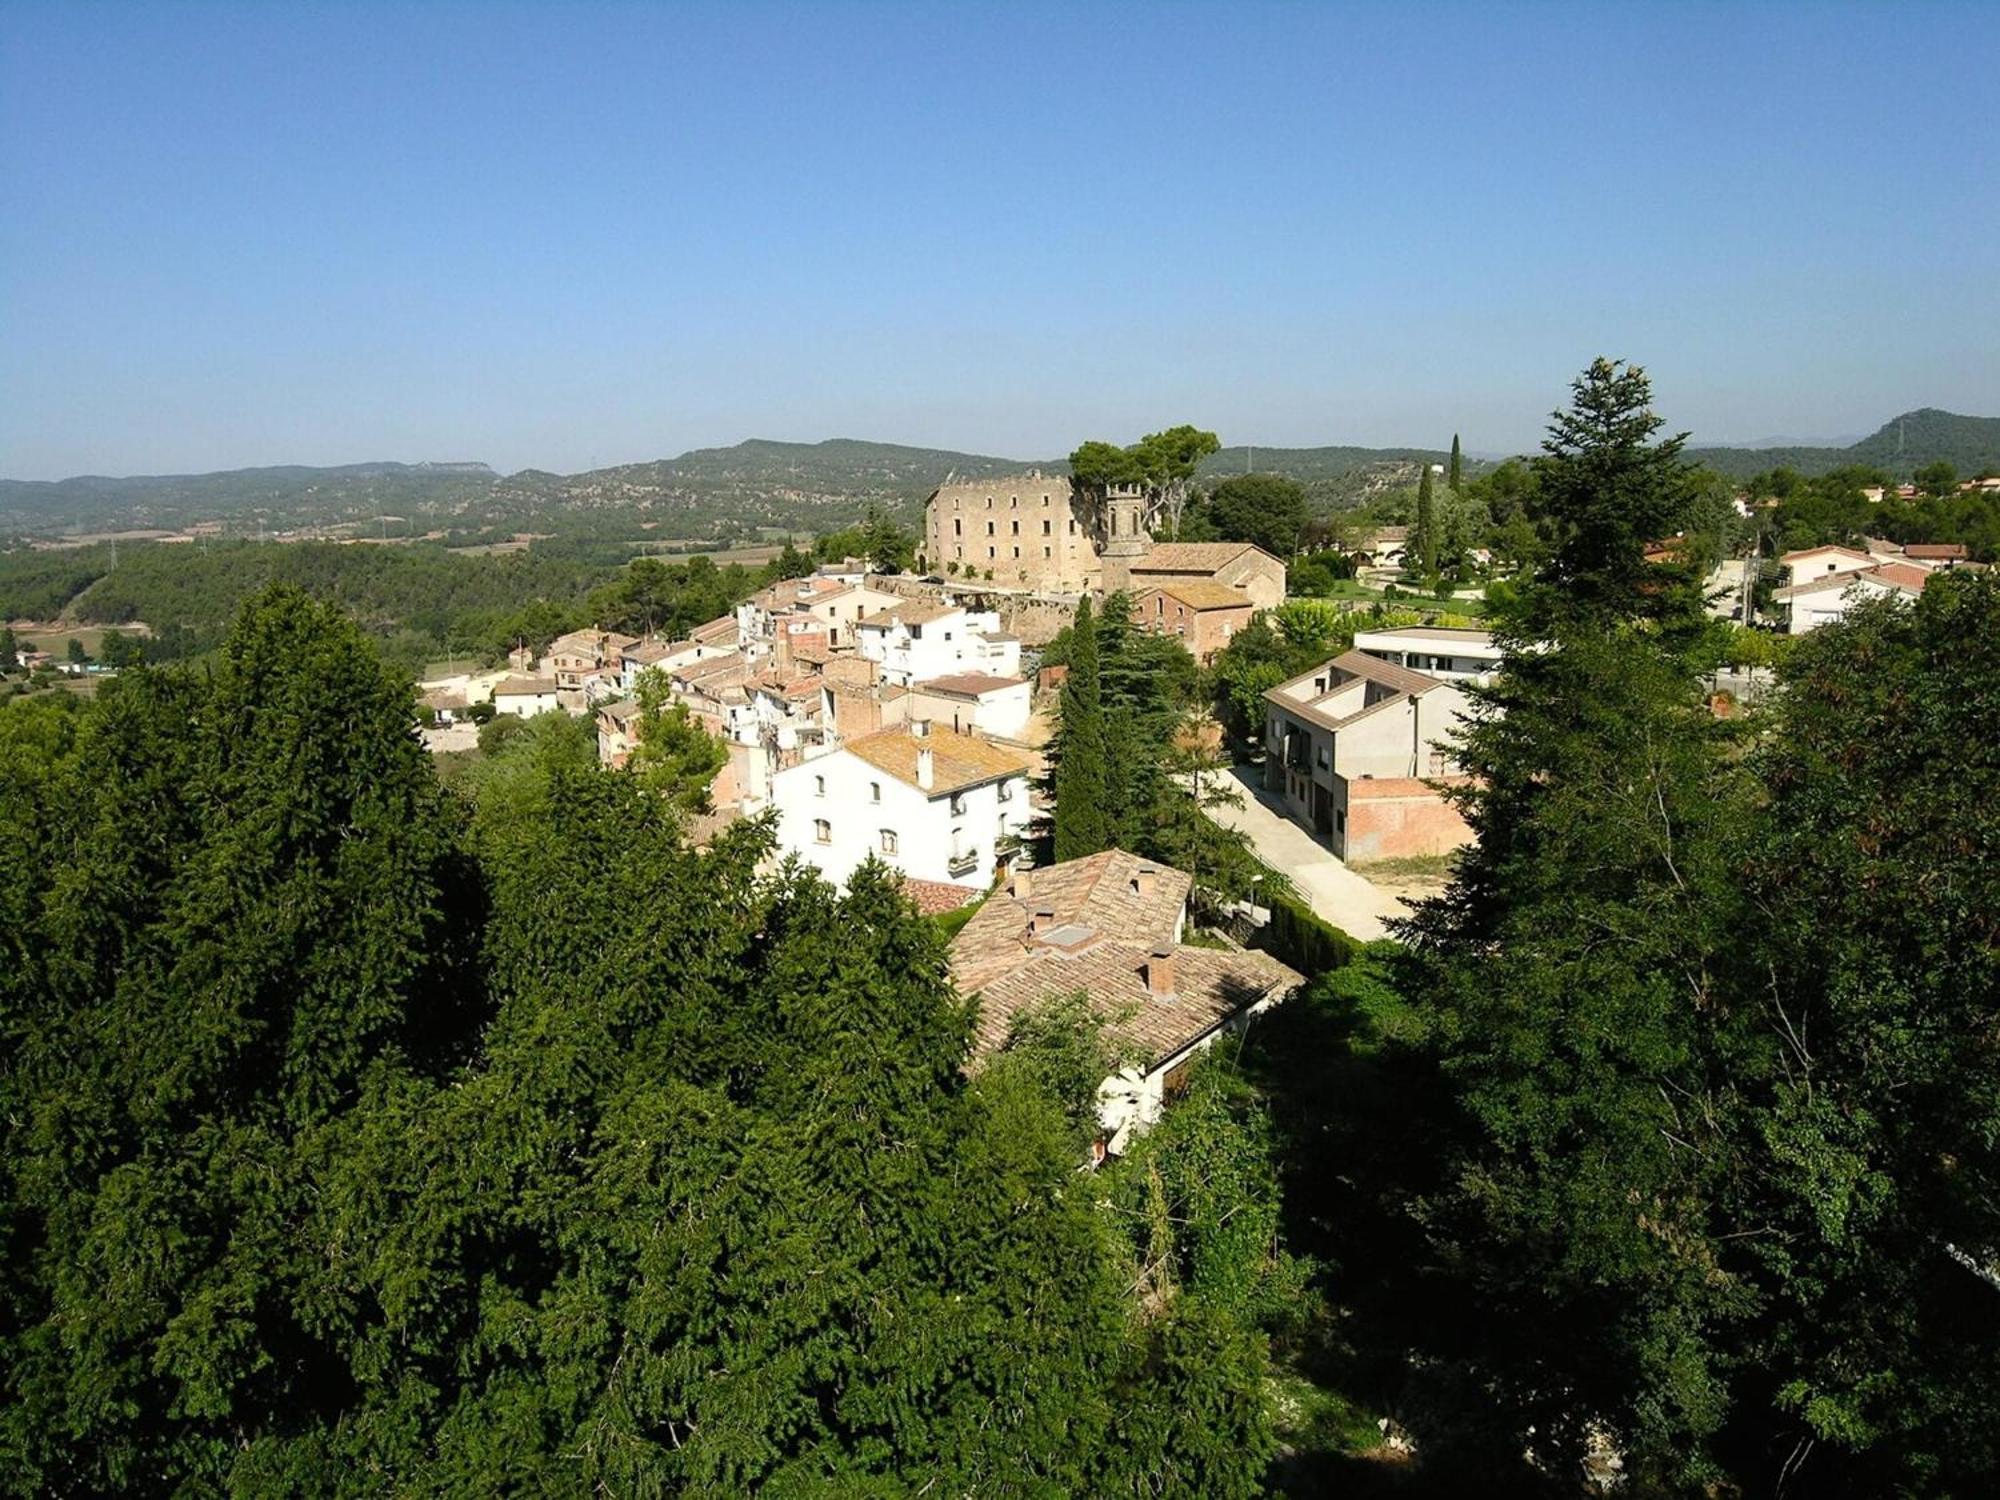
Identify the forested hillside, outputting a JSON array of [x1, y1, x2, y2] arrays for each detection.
[[1689, 407, 2000, 478]]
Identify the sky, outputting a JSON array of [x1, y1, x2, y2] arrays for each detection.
[[2, 1, 1996, 480]]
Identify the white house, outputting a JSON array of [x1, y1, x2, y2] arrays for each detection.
[[909, 673, 1033, 740], [854, 603, 1021, 686], [492, 675, 563, 717], [768, 720, 1032, 888], [1351, 625, 1502, 684], [1778, 545, 1876, 589], [1776, 561, 1931, 635], [949, 851, 1302, 1157]]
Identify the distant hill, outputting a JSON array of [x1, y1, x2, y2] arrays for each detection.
[[0, 437, 1461, 538], [1689, 408, 2000, 479]]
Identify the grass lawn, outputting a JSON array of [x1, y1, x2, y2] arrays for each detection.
[[14, 624, 149, 658]]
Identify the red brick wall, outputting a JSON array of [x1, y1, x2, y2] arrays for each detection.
[[1343, 777, 1473, 861]]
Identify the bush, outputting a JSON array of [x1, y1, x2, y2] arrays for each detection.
[[1260, 892, 1359, 976], [467, 699, 496, 724]]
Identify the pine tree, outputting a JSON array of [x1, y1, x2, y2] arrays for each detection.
[[1053, 596, 1110, 860], [1449, 432, 1464, 491], [1415, 461, 1439, 583]]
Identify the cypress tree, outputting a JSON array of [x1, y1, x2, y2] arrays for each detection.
[[1449, 432, 1464, 491], [1053, 596, 1110, 860], [1414, 461, 1439, 583]]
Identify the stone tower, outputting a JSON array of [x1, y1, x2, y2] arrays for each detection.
[[1098, 483, 1151, 594]]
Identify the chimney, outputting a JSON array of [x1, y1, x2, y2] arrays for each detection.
[[1029, 904, 1056, 938], [1131, 864, 1158, 899], [1144, 946, 1176, 998], [917, 745, 935, 791], [1012, 868, 1033, 900], [774, 628, 795, 676], [911, 716, 931, 738]]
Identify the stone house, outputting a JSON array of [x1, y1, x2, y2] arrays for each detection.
[[1125, 541, 1287, 611], [949, 850, 1302, 1157], [1130, 580, 1255, 662]]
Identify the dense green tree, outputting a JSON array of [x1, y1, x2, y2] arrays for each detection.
[[0, 623, 16, 669], [1449, 432, 1464, 491], [97, 628, 145, 669], [1070, 425, 1222, 535], [1207, 473, 1309, 557], [1523, 357, 1700, 631], [1052, 596, 1111, 860], [1914, 458, 1959, 498], [64, 635, 87, 665], [1413, 461, 1439, 582], [630, 667, 728, 811]]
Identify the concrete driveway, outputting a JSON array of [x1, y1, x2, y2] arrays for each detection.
[[1203, 766, 1410, 942]]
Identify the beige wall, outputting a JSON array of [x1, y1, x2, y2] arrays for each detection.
[[1131, 590, 1253, 662], [924, 475, 1102, 591]]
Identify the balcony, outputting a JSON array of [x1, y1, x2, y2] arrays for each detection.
[[946, 848, 980, 878]]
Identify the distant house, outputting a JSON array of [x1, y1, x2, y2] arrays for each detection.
[[1350, 624, 1502, 684], [909, 673, 1033, 740], [492, 675, 562, 717], [950, 851, 1303, 1157], [1125, 541, 1286, 612], [1354, 526, 1410, 568], [1903, 542, 1969, 568], [596, 698, 643, 768], [768, 719, 1032, 889], [1775, 561, 1931, 634], [1263, 650, 1474, 861], [1778, 545, 1876, 587], [854, 603, 1021, 686], [1130, 580, 1255, 662]]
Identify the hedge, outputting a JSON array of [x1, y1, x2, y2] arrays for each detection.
[[1261, 891, 1360, 975]]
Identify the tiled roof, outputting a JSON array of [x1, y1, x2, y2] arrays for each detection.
[[1904, 543, 1968, 560], [624, 640, 675, 664], [604, 632, 639, 650], [899, 878, 985, 917], [950, 851, 1192, 992], [1130, 541, 1267, 572], [1867, 562, 1932, 592], [690, 616, 739, 644], [1145, 580, 1252, 610], [598, 698, 643, 723], [966, 940, 1300, 1069], [914, 672, 1027, 698], [857, 601, 960, 630], [494, 674, 558, 695], [844, 726, 1029, 797]]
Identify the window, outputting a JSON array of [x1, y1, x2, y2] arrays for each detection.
[[814, 775, 826, 797], [1156, 596, 1165, 616], [985, 497, 993, 509], [869, 781, 881, 803], [1010, 520, 1019, 536], [1012, 546, 1020, 559], [1068, 518, 1076, 535], [986, 521, 995, 537], [997, 778, 1013, 803], [949, 792, 967, 816], [953, 518, 961, 536], [987, 546, 995, 559], [1010, 495, 1018, 508], [1043, 546, 1051, 558], [814, 818, 831, 844], [1041, 518, 1050, 535], [879, 828, 898, 854]]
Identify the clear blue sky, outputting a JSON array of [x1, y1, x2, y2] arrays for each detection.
[[3, 1, 1996, 479]]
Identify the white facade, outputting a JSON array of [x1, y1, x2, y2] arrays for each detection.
[[1352, 625, 1502, 684], [1777, 571, 1920, 635], [909, 675, 1033, 740], [768, 734, 1032, 889], [855, 606, 1020, 686], [493, 680, 562, 717]]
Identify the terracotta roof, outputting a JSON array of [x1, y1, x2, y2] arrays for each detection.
[[623, 640, 675, 665], [857, 601, 961, 630], [1129, 541, 1272, 572], [1904, 543, 1968, 560], [690, 616, 739, 644], [843, 725, 1029, 797], [914, 672, 1027, 698], [674, 651, 748, 684], [1145, 580, 1253, 610], [1867, 562, 1932, 592], [604, 632, 639, 650], [899, 878, 985, 917], [598, 698, 643, 723], [494, 674, 558, 696], [965, 940, 1300, 1068], [950, 851, 1192, 991], [1264, 649, 1443, 733]]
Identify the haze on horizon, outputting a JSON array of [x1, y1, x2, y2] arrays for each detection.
[[3, 1, 1996, 482]]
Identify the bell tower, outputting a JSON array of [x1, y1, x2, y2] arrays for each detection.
[[1098, 482, 1151, 594]]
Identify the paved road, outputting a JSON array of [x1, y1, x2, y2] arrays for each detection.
[[1203, 766, 1409, 942]]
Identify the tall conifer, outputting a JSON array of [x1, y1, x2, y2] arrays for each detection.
[[1053, 596, 1110, 860], [1449, 432, 1464, 491], [1414, 461, 1439, 583]]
